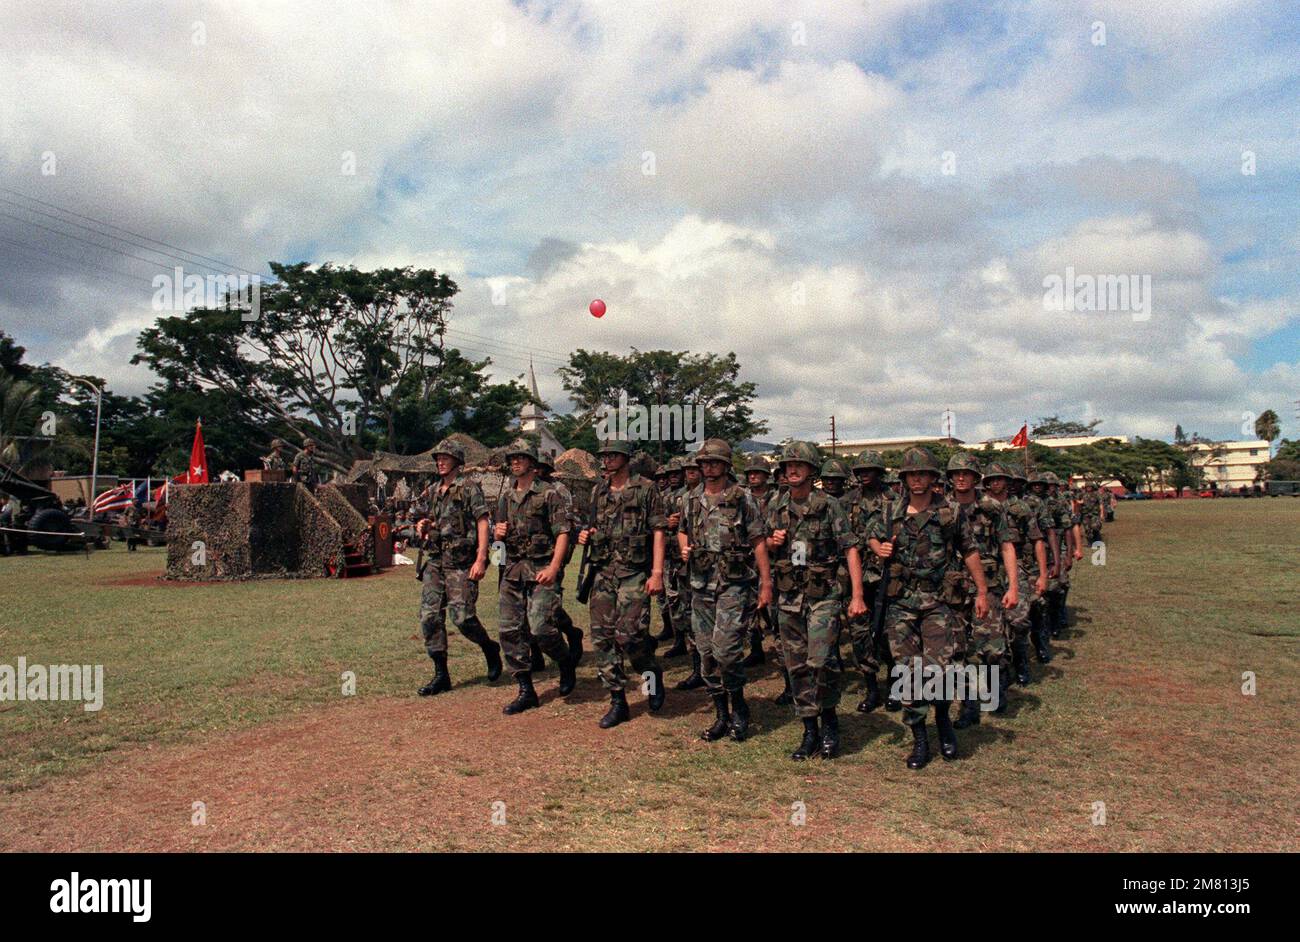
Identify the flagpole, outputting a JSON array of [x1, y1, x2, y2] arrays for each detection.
[[1024, 418, 1030, 474]]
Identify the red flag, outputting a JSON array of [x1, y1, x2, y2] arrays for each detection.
[[1010, 424, 1029, 448], [186, 421, 209, 484]]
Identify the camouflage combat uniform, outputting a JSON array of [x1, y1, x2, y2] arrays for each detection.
[[682, 481, 766, 695], [420, 472, 493, 657], [868, 491, 978, 728], [497, 477, 573, 677], [766, 486, 857, 718], [742, 479, 782, 671], [985, 467, 1043, 657], [586, 472, 666, 692], [291, 447, 318, 487], [844, 453, 891, 686]]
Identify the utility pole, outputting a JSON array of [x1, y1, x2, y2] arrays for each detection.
[[829, 415, 837, 455]]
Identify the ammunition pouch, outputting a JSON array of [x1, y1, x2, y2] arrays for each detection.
[[941, 569, 966, 605]]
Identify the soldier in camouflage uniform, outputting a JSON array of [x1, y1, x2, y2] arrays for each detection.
[[652, 459, 680, 644], [845, 451, 898, 712], [741, 458, 779, 675], [819, 458, 849, 499], [535, 453, 587, 667], [679, 438, 772, 742], [668, 455, 704, 684], [983, 463, 1047, 693], [494, 442, 578, 714], [767, 442, 866, 760], [1025, 472, 1065, 659], [1048, 473, 1084, 639], [291, 437, 319, 488], [944, 453, 1018, 727], [261, 438, 288, 471], [414, 439, 503, 696], [1080, 482, 1103, 544], [576, 440, 667, 728], [868, 447, 989, 769]]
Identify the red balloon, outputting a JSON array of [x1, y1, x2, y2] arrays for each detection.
[[589, 299, 606, 318]]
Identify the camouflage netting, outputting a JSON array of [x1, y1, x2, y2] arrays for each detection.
[[165, 482, 346, 581], [554, 448, 597, 481], [316, 483, 373, 560]]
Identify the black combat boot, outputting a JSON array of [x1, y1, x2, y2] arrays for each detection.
[[557, 650, 578, 697], [728, 687, 750, 741], [741, 628, 766, 667], [953, 695, 981, 729], [503, 673, 539, 715], [906, 720, 930, 769], [561, 623, 585, 666], [818, 708, 840, 759], [663, 630, 688, 658], [676, 650, 705, 690], [529, 642, 546, 672], [994, 661, 1010, 713], [934, 701, 958, 760], [655, 609, 674, 643], [1013, 637, 1032, 685], [856, 673, 882, 713], [418, 653, 452, 696], [481, 640, 503, 682], [791, 717, 820, 761], [646, 665, 666, 713], [1031, 609, 1053, 664], [701, 692, 730, 741], [775, 669, 794, 705], [599, 690, 630, 729]]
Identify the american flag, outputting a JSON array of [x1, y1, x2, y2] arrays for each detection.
[[92, 484, 134, 514]]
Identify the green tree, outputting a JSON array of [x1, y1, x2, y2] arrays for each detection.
[[1254, 409, 1280, 446], [1032, 415, 1103, 437]]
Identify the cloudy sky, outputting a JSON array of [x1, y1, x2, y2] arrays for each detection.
[[1, 0, 1296, 445]]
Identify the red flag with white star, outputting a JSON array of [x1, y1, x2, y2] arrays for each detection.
[[186, 420, 209, 484]]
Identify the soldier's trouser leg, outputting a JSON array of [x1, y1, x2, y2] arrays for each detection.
[[967, 592, 1007, 668], [591, 571, 658, 692], [886, 603, 960, 727], [692, 583, 751, 695], [766, 602, 784, 671], [420, 563, 452, 657], [675, 573, 697, 653], [499, 577, 569, 678], [443, 567, 492, 649], [778, 595, 843, 719]]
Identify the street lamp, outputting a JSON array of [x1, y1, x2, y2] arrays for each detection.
[[71, 378, 102, 507]]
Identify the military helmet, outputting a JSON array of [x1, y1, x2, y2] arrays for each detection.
[[431, 438, 466, 465], [850, 450, 885, 472], [1028, 471, 1051, 485], [945, 452, 983, 480], [504, 440, 538, 462], [1043, 471, 1061, 486], [596, 439, 633, 458], [681, 453, 700, 470], [536, 452, 556, 472], [899, 447, 941, 475], [302, 436, 317, 447], [270, 438, 286, 449], [1009, 465, 1029, 483], [744, 458, 771, 476], [778, 440, 821, 470], [884, 471, 900, 485], [983, 461, 1013, 481], [696, 438, 733, 463], [820, 458, 849, 479]]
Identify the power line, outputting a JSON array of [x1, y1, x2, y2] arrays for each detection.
[[0, 186, 267, 279]]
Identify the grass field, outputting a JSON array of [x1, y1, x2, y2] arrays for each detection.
[[1, 499, 1296, 851]]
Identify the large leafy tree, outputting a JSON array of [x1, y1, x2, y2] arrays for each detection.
[[1254, 409, 1280, 445], [554, 348, 767, 459], [1032, 415, 1103, 437], [133, 263, 527, 470]]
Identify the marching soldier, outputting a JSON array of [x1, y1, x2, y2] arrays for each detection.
[[868, 447, 989, 769], [846, 451, 898, 712], [766, 442, 867, 760], [741, 458, 778, 674], [981, 462, 1047, 695], [944, 453, 1017, 728], [291, 437, 319, 487], [414, 439, 502, 695], [679, 438, 772, 741], [669, 454, 705, 686], [494, 442, 579, 714], [535, 453, 587, 665], [819, 458, 850, 499], [261, 438, 288, 471], [576, 440, 667, 728]]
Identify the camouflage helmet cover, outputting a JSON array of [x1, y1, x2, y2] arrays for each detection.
[[744, 458, 772, 475], [982, 461, 1013, 481], [1029, 471, 1051, 485], [850, 450, 886, 472], [597, 439, 633, 457], [779, 440, 821, 469], [696, 438, 733, 463], [899, 447, 941, 475], [270, 438, 286, 449], [431, 438, 466, 464], [945, 451, 983, 479], [820, 458, 849, 479], [504, 440, 539, 462]]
